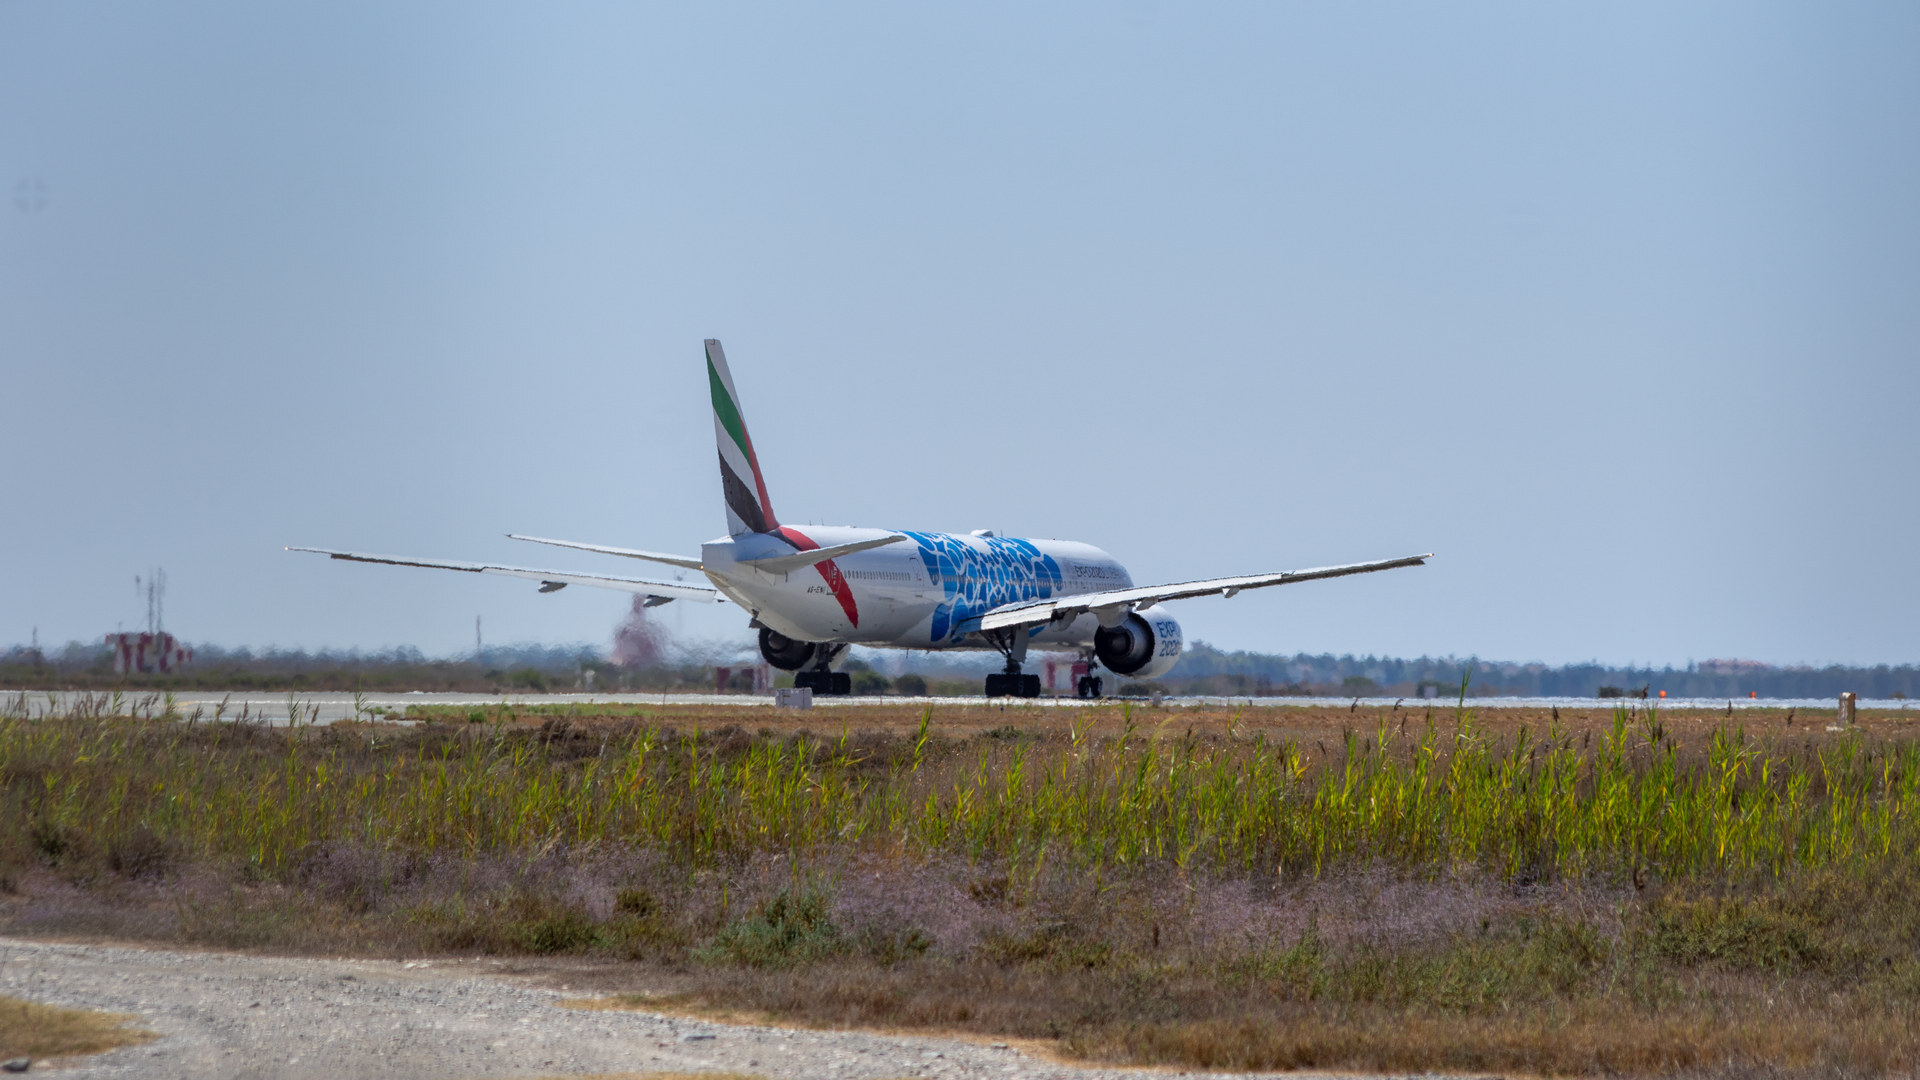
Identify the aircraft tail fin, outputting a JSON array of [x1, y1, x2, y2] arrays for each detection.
[[706, 339, 780, 536]]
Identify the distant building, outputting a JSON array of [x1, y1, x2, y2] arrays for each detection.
[[105, 632, 192, 675], [714, 663, 774, 694]]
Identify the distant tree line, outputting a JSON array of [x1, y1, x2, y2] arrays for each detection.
[[1162, 642, 1918, 700], [4, 638, 1914, 699], [0, 640, 725, 693]]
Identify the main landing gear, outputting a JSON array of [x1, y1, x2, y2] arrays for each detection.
[[983, 629, 1041, 699], [759, 627, 852, 696], [1074, 647, 1104, 699], [984, 670, 1040, 698], [793, 644, 851, 696], [795, 669, 851, 695], [760, 622, 852, 699]]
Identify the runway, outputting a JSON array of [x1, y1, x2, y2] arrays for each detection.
[[5, 688, 1908, 725]]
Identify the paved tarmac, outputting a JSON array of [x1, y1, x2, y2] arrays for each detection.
[[7, 689, 1899, 726]]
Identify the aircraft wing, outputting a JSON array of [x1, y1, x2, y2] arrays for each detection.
[[971, 553, 1431, 632], [506, 534, 704, 571], [287, 547, 722, 604]]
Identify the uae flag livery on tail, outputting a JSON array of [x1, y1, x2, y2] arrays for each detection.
[[707, 339, 778, 536], [706, 340, 862, 625]]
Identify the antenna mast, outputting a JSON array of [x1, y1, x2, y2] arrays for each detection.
[[136, 567, 168, 635]]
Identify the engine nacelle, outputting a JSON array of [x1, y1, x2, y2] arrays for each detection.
[[758, 627, 818, 671], [1093, 604, 1183, 680]]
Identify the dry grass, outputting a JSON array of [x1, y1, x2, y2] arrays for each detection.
[[11, 705, 1912, 882], [571, 947, 1920, 1078], [7, 704, 1920, 1076], [1089, 1005, 1920, 1077], [398, 697, 1920, 748], [0, 993, 154, 1059]]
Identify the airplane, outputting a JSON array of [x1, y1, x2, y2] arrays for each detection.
[[293, 340, 1430, 698]]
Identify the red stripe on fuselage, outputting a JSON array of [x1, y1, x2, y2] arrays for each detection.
[[775, 526, 859, 629]]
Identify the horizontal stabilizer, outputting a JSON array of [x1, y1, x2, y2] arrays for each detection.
[[739, 534, 906, 574], [287, 547, 721, 603], [506, 534, 704, 571], [972, 553, 1432, 632]]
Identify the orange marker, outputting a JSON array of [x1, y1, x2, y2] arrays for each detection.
[[1658, 690, 1667, 699]]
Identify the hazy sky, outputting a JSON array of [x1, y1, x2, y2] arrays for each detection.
[[4, 2, 1916, 667]]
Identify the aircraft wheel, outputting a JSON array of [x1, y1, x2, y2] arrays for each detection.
[[1020, 674, 1041, 698], [984, 673, 1008, 698], [795, 670, 852, 695]]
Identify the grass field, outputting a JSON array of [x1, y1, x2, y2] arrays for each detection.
[[4, 698, 1919, 1076]]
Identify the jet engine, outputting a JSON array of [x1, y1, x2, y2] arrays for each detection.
[[758, 627, 817, 671], [1093, 604, 1183, 680]]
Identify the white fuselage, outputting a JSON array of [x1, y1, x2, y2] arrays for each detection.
[[702, 526, 1133, 652]]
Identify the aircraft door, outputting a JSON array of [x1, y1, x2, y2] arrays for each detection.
[[909, 547, 940, 600]]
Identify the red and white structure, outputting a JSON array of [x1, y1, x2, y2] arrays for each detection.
[[105, 632, 193, 675], [1042, 656, 1091, 693]]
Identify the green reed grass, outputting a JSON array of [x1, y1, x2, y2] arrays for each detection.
[[4, 706, 1917, 883]]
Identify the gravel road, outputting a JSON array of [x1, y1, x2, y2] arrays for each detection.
[[0, 938, 1382, 1080]]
